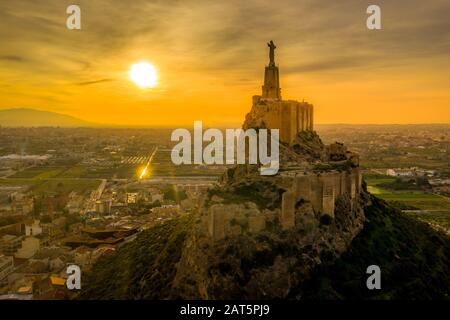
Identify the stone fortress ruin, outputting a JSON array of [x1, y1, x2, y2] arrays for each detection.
[[207, 168, 363, 240], [173, 42, 368, 299], [208, 41, 363, 239], [279, 169, 362, 230]]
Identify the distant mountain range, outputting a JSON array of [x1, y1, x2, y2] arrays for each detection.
[[0, 108, 95, 127], [1, 108, 447, 128]]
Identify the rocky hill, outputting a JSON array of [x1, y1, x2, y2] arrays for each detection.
[[79, 193, 450, 299], [297, 196, 450, 299], [78, 43, 450, 300], [78, 125, 450, 299]]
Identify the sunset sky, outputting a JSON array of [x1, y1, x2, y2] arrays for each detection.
[[0, 0, 449, 126]]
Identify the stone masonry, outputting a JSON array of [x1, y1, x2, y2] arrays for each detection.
[[244, 40, 314, 145], [280, 168, 362, 229]]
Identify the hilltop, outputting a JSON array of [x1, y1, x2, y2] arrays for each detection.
[[79, 43, 450, 300], [0, 108, 94, 127], [78, 112, 450, 299]]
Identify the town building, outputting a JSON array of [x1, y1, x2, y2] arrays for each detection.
[[0, 235, 23, 256], [0, 255, 14, 284], [25, 220, 42, 237]]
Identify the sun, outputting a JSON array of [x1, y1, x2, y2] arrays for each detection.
[[129, 62, 158, 88]]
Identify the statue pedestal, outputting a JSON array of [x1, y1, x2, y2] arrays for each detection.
[[262, 65, 281, 100]]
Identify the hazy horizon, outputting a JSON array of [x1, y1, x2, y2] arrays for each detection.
[[1, 107, 450, 128]]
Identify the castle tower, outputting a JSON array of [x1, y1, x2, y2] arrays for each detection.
[[245, 42, 314, 144], [262, 40, 281, 100]]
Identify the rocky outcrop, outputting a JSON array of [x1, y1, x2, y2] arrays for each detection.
[[170, 71, 369, 299], [171, 183, 367, 299], [170, 126, 368, 299], [79, 191, 450, 300], [80, 42, 450, 301]]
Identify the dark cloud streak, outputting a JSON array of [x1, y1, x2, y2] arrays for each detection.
[[0, 55, 26, 62], [75, 79, 113, 86]]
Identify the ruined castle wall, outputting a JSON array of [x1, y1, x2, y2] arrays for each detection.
[[280, 103, 292, 144], [209, 170, 362, 235], [303, 105, 309, 131], [321, 175, 336, 216], [310, 175, 323, 213], [252, 99, 314, 145], [346, 172, 356, 200], [256, 102, 280, 138], [253, 100, 312, 143], [279, 169, 362, 229], [281, 191, 296, 229], [355, 168, 362, 194], [208, 205, 229, 241], [208, 203, 272, 240], [340, 172, 347, 196], [303, 107, 308, 131], [295, 175, 311, 201], [333, 172, 342, 196], [295, 102, 314, 134], [297, 106, 303, 132], [290, 102, 299, 143]]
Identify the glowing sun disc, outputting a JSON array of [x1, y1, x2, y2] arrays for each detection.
[[129, 62, 158, 88]]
